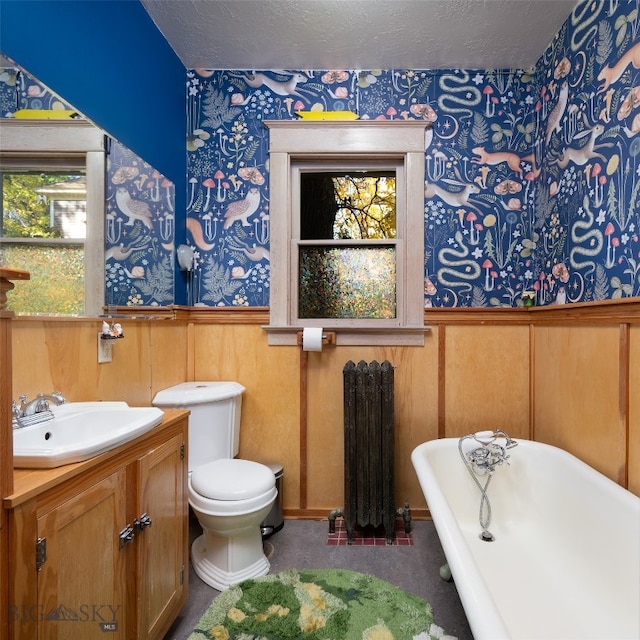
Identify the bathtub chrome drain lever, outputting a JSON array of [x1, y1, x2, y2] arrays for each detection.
[[458, 430, 517, 541]]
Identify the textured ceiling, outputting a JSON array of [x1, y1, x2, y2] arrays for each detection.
[[141, 0, 580, 71]]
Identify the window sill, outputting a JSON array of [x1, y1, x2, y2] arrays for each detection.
[[262, 325, 430, 346]]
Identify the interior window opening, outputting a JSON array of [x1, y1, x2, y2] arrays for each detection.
[[298, 170, 398, 320]]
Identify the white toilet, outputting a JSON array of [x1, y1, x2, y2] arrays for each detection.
[[153, 381, 277, 591]]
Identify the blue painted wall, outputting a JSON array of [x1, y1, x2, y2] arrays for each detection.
[[0, 0, 186, 191]]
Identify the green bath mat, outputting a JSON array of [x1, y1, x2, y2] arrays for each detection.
[[188, 568, 456, 639]]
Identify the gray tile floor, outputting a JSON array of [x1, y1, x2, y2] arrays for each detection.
[[163, 514, 473, 639]]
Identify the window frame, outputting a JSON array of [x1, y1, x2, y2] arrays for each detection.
[[0, 119, 105, 315], [264, 120, 428, 346]]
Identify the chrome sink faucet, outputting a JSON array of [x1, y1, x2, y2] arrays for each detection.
[[12, 392, 66, 428]]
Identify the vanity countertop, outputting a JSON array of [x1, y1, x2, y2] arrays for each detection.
[[4, 409, 189, 509]]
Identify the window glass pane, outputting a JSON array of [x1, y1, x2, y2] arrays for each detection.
[[0, 244, 84, 314], [1, 171, 86, 239], [300, 172, 396, 240], [298, 246, 396, 319], [1, 169, 86, 313]]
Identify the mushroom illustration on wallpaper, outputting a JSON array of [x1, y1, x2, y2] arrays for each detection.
[[482, 259, 496, 291], [160, 211, 174, 242], [187, 177, 198, 209], [106, 211, 122, 245], [161, 178, 173, 211], [483, 85, 496, 117], [605, 223, 619, 268], [202, 177, 216, 212], [465, 212, 480, 245], [214, 170, 229, 203], [149, 169, 162, 202]]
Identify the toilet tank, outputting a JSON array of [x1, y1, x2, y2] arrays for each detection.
[[152, 381, 245, 472]]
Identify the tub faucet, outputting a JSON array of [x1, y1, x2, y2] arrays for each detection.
[[462, 429, 517, 474], [13, 392, 66, 429]]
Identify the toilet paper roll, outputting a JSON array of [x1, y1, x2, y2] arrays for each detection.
[[302, 327, 323, 352]]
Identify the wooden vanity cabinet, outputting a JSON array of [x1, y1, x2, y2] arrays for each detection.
[[5, 412, 189, 640]]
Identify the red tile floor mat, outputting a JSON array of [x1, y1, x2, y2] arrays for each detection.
[[326, 518, 413, 546]]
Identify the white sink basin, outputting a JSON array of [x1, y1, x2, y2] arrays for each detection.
[[13, 402, 164, 468]]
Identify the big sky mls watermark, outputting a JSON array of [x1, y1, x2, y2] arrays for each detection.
[[9, 602, 121, 632]]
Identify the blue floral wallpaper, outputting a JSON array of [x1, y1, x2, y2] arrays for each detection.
[[2, 0, 640, 308], [105, 141, 175, 307], [184, 0, 640, 308], [536, 0, 640, 304]]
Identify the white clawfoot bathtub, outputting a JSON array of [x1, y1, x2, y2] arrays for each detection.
[[412, 437, 640, 640]]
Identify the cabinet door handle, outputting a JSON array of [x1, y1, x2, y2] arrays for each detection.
[[135, 512, 152, 532], [118, 524, 136, 548]]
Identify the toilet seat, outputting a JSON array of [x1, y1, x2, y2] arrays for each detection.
[[189, 459, 277, 515], [191, 459, 275, 499]]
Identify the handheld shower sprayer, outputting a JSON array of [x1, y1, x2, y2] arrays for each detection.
[[458, 429, 517, 541]]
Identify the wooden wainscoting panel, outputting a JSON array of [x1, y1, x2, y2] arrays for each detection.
[[628, 325, 640, 496], [11, 320, 56, 398], [534, 325, 622, 482], [192, 324, 300, 510], [11, 319, 156, 406], [94, 321, 152, 405], [383, 339, 440, 512], [305, 347, 354, 512], [149, 322, 188, 399], [444, 325, 530, 439]]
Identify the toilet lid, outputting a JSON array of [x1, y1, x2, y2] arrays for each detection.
[[153, 381, 245, 406], [191, 459, 275, 500]]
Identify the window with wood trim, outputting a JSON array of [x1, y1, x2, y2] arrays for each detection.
[[0, 120, 105, 315], [264, 120, 427, 346]]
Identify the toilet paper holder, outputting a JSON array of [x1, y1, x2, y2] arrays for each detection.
[[296, 330, 336, 347]]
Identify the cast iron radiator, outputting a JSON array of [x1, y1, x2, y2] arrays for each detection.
[[328, 360, 411, 544]]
